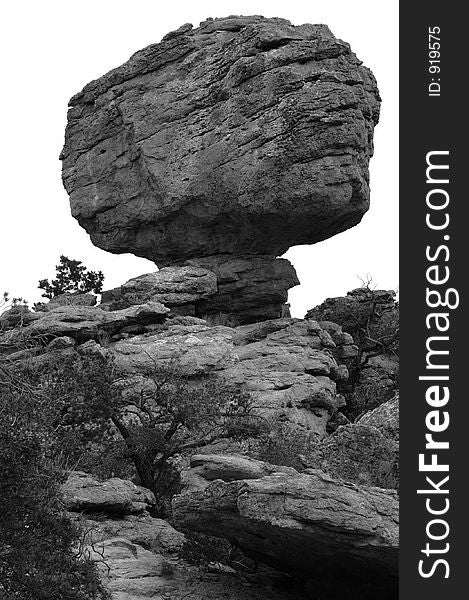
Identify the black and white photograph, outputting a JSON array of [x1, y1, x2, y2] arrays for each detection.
[[0, 2, 464, 599]]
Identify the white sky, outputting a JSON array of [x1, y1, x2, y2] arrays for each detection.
[[0, 1, 398, 318]]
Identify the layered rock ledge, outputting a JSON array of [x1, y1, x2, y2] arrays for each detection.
[[101, 257, 299, 324], [173, 454, 399, 581]]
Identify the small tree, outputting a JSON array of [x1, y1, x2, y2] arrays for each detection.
[[104, 364, 261, 510], [38, 256, 104, 299], [1, 351, 262, 514]]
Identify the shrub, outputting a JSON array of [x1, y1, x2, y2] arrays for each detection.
[[106, 365, 262, 512], [306, 424, 399, 490], [178, 531, 232, 567], [256, 421, 316, 470], [1, 349, 262, 514], [0, 355, 109, 600], [201, 312, 240, 328]]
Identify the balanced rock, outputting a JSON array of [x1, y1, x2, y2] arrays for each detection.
[[173, 454, 398, 581], [61, 15, 380, 265]]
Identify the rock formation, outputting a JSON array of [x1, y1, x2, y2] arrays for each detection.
[[101, 259, 299, 324], [173, 454, 398, 584], [111, 316, 353, 438], [62, 471, 157, 514], [62, 472, 304, 600], [358, 393, 399, 441], [0, 15, 395, 599], [306, 288, 399, 417], [61, 15, 380, 322]]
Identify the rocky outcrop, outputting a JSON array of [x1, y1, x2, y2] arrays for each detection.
[[173, 454, 398, 582], [306, 288, 399, 417], [186, 255, 299, 323], [62, 471, 156, 514], [358, 394, 399, 441], [0, 302, 354, 438], [101, 266, 217, 314], [111, 317, 354, 438], [61, 16, 380, 266], [101, 258, 299, 324], [86, 537, 297, 600], [2, 302, 168, 343], [64, 474, 305, 600]]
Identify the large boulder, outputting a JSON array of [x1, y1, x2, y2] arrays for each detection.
[[61, 15, 380, 266], [172, 454, 398, 583], [62, 471, 156, 514]]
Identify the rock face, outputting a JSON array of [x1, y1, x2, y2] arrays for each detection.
[[306, 288, 399, 417], [173, 454, 398, 583], [358, 394, 399, 441], [111, 317, 355, 438], [186, 255, 299, 323], [61, 16, 380, 265], [101, 266, 217, 313]]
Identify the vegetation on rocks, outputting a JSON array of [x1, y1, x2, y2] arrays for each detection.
[[38, 255, 104, 299], [0, 352, 109, 600]]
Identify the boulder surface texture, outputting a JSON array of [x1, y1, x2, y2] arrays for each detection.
[[173, 454, 398, 582], [61, 15, 380, 266]]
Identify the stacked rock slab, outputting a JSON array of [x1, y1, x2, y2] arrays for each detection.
[[61, 15, 380, 323], [101, 258, 299, 324], [173, 454, 398, 584]]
